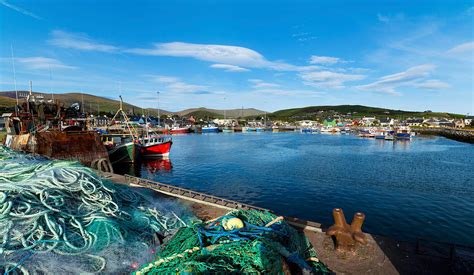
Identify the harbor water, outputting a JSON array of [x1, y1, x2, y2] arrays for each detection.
[[117, 132, 474, 246]]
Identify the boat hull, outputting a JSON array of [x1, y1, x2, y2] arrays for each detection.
[[137, 140, 172, 158], [107, 142, 135, 164], [5, 131, 110, 166], [170, 127, 190, 134], [202, 127, 219, 133], [396, 133, 411, 140]]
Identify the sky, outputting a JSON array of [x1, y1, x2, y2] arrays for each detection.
[[0, 0, 473, 113]]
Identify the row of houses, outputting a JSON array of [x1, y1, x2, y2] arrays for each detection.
[[296, 116, 474, 128]]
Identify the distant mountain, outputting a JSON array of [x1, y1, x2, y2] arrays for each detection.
[[0, 92, 461, 120], [270, 105, 462, 120], [177, 107, 266, 118], [0, 91, 171, 115], [0, 91, 264, 118]]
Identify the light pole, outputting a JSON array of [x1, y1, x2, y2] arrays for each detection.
[[157, 91, 160, 127]]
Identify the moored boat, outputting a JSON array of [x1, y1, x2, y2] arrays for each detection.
[[170, 125, 191, 134], [202, 124, 219, 133], [136, 135, 172, 158], [106, 139, 135, 164], [396, 126, 412, 140]]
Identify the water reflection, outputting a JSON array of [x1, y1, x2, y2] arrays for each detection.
[[112, 158, 172, 177]]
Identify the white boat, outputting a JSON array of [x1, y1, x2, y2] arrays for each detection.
[[320, 126, 340, 134]]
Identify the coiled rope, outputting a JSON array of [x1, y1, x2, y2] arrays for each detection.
[[0, 146, 193, 274]]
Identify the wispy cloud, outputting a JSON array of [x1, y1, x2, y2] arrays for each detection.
[[252, 88, 325, 97], [127, 42, 317, 71], [447, 41, 474, 55], [377, 13, 390, 23], [356, 64, 444, 94], [309, 55, 347, 65], [15, 57, 76, 70], [150, 75, 209, 94], [249, 79, 280, 88], [415, 79, 451, 90], [48, 30, 118, 52], [0, 0, 42, 20], [210, 63, 249, 72], [300, 71, 366, 89]]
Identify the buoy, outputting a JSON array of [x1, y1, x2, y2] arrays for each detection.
[[222, 216, 244, 230]]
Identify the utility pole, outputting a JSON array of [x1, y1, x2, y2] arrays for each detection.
[[157, 91, 160, 126]]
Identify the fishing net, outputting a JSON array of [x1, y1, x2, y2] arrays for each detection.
[[0, 146, 196, 274], [136, 209, 330, 274]]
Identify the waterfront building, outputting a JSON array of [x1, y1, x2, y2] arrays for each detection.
[[298, 120, 318, 128], [361, 117, 377, 126], [323, 118, 337, 127]]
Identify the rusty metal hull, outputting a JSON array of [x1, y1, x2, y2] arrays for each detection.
[[5, 131, 109, 166]]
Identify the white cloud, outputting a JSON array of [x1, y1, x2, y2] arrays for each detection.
[[447, 41, 474, 54], [48, 30, 118, 52], [127, 42, 316, 71], [0, 0, 42, 19], [253, 88, 325, 97], [357, 64, 438, 94], [210, 64, 249, 72], [249, 79, 280, 88], [415, 79, 451, 90], [309, 55, 344, 65], [16, 57, 76, 70], [150, 75, 208, 94], [300, 70, 366, 89]]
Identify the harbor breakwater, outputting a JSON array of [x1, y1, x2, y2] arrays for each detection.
[[415, 128, 474, 144]]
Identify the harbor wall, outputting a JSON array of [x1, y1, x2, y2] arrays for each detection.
[[415, 127, 474, 144]]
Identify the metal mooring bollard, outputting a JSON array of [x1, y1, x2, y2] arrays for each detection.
[[326, 208, 367, 252]]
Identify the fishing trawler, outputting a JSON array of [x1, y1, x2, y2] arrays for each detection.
[[136, 135, 172, 157], [3, 85, 110, 168], [170, 124, 191, 134]]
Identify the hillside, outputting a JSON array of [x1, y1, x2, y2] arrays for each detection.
[[269, 105, 463, 120], [0, 96, 17, 111], [177, 107, 265, 118], [0, 91, 171, 115]]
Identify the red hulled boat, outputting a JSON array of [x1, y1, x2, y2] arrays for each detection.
[[136, 135, 173, 158], [170, 125, 191, 134]]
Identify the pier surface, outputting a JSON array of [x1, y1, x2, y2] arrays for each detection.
[[101, 172, 474, 274]]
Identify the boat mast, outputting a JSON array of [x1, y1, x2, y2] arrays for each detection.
[[10, 44, 19, 115]]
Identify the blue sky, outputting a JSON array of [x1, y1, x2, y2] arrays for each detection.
[[0, 0, 472, 113]]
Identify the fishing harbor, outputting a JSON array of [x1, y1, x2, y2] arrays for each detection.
[[1, 91, 474, 274], [2, 0, 473, 273]]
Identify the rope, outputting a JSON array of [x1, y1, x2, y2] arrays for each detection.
[[0, 146, 193, 274]]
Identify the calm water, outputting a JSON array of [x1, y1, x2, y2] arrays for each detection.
[[116, 133, 474, 245]]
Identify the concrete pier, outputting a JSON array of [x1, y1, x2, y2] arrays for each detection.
[[100, 172, 474, 274]]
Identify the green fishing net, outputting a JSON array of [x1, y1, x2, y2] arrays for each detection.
[[136, 209, 330, 274]]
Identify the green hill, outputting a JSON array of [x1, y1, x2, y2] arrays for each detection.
[[269, 105, 462, 121], [184, 110, 224, 120], [0, 96, 17, 110]]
